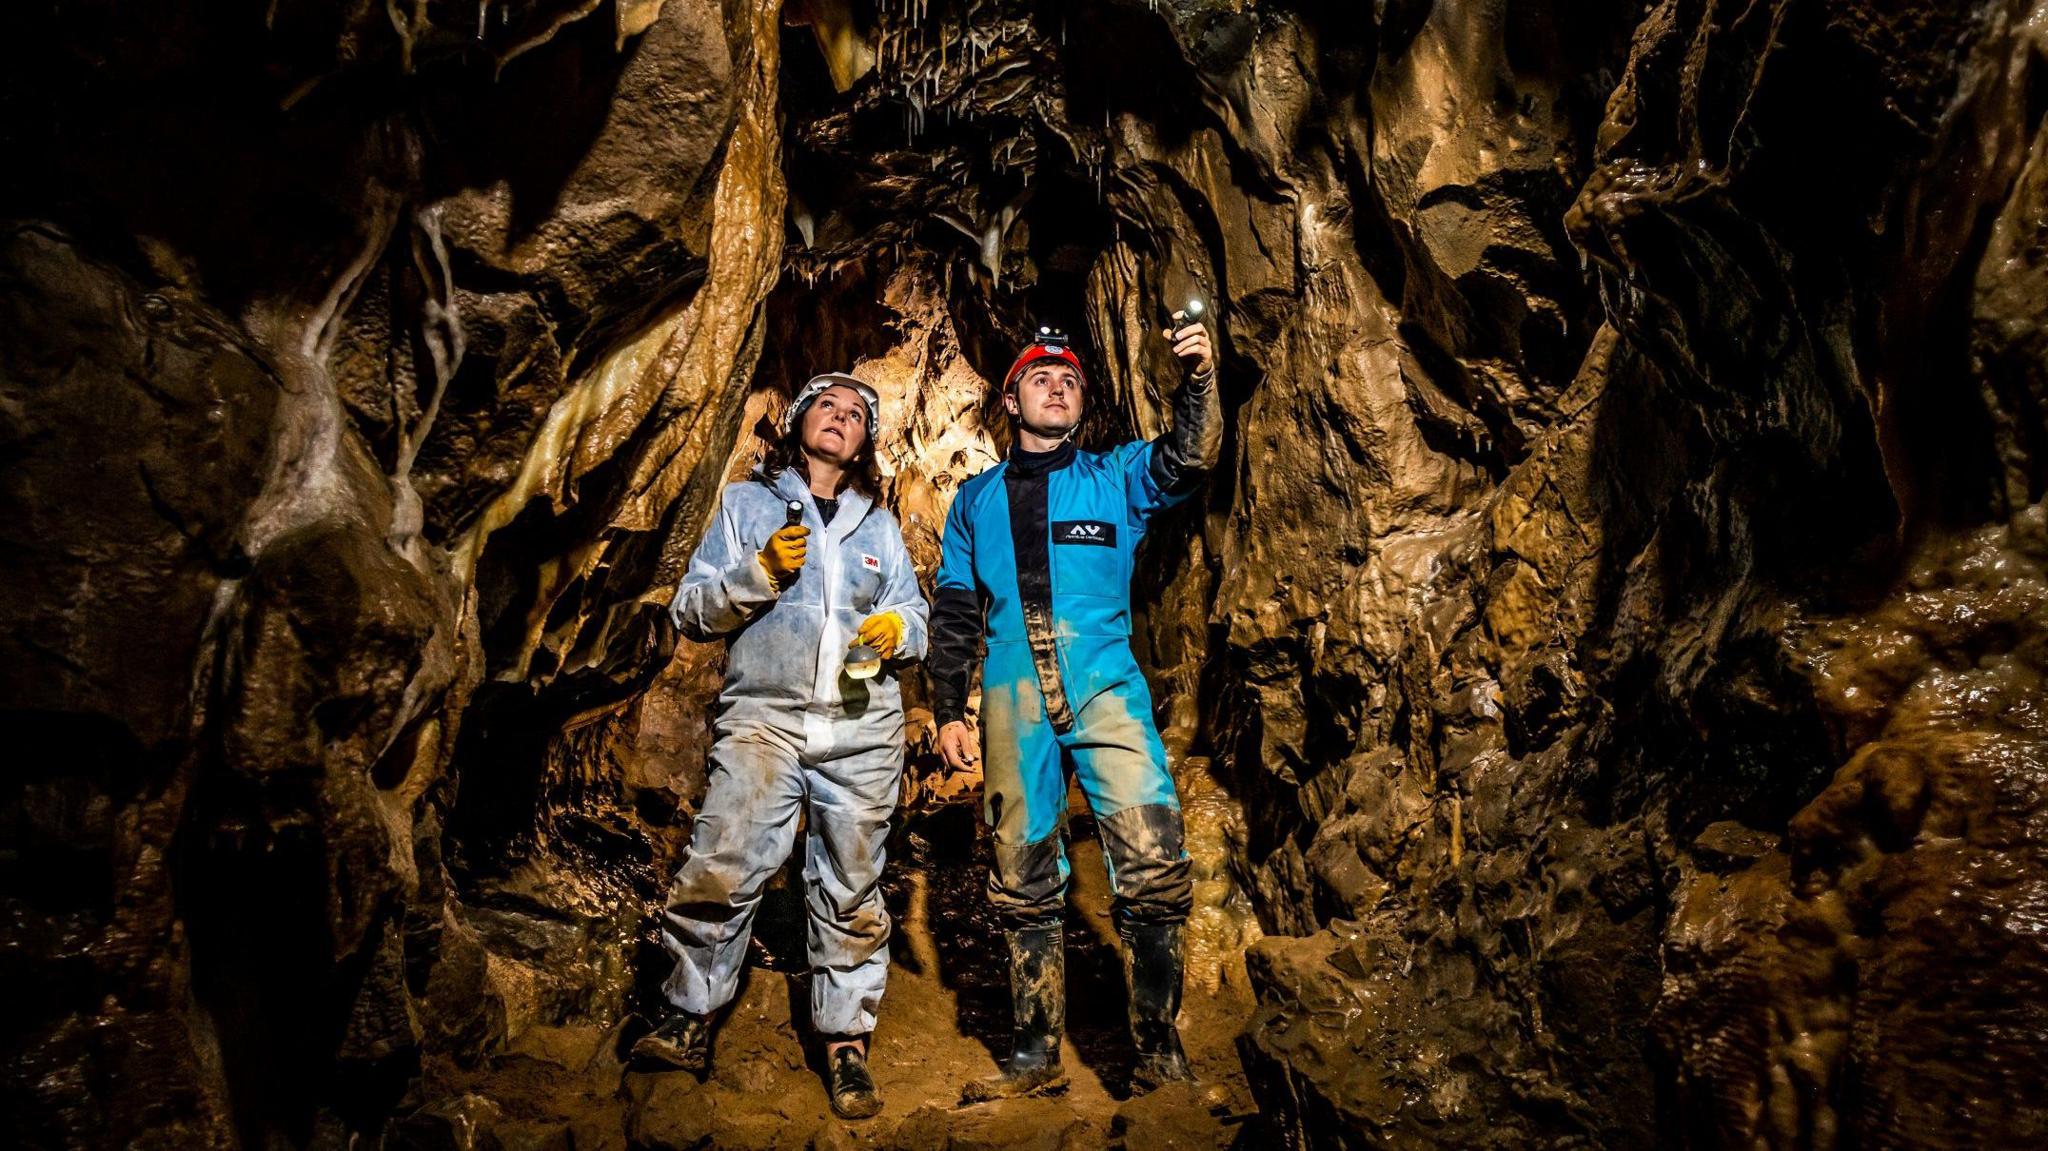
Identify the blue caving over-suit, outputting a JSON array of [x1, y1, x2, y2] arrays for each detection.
[[929, 368, 1221, 932], [662, 467, 928, 1037]]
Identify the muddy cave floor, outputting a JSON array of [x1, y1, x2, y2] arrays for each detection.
[[416, 805, 1267, 1150]]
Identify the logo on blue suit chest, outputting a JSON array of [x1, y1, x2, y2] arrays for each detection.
[[1052, 519, 1116, 547]]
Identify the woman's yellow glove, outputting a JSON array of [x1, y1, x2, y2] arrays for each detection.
[[853, 611, 905, 659], [759, 524, 809, 588]]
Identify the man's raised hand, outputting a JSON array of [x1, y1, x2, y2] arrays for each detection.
[[1161, 316, 1214, 377]]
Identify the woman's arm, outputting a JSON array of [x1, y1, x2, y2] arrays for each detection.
[[669, 490, 781, 641], [873, 517, 931, 662]]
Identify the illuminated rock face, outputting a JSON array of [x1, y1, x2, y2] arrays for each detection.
[[1, 2, 786, 1144], [6, 1, 2048, 1147]]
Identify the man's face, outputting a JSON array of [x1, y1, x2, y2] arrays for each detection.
[[1006, 361, 1083, 436], [800, 384, 869, 465]]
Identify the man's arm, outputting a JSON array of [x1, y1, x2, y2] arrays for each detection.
[[1133, 319, 1221, 511], [1146, 359, 1221, 496], [928, 487, 982, 732]]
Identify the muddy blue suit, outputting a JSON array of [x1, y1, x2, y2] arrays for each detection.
[[929, 370, 1220, 932]]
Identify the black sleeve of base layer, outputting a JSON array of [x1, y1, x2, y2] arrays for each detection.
[[1148, 366, 1222, 495], [928, 587, 983, 729]]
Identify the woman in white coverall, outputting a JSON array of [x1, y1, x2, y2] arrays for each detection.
[[632, 374, 927, 1121]]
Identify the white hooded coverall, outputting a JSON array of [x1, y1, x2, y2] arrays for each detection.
[[660, 468, 929, 1036]]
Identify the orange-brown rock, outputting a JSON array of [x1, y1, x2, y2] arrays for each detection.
[[7, 1, 2048, 1147]]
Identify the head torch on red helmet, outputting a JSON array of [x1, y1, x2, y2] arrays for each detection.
[[1003, 326, 1087, 395]]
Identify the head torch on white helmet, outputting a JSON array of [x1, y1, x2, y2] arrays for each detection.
[[783, 372, 882, 439]]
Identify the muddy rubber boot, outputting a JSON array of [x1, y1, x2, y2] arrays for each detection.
[[825, 1042, 883, 1119], [630, 1010, 713, 1075], [961, 924, 1068, 1103], [1123, 920, 1195, 1094]]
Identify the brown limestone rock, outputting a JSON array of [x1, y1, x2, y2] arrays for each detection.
[[2, 0, 783, 1144], [12, 1, 2048, 1148]]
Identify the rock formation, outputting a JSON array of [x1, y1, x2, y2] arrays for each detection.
[[4, 1, 2046, 1148]]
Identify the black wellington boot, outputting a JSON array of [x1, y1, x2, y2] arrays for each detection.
[[961, 924, 1068, 1103], [1123, 920, 1195, 1094], [631, 1010, 714, 1075]]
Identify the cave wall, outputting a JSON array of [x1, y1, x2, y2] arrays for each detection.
[[2, 1, 786, 1143], [5, 0, 2048, 1148], [1205, 2, 2048, 1147]]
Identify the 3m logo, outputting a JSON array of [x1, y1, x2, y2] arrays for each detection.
[[1052, 519, 1116, 547], [861, 553, 882, 571]]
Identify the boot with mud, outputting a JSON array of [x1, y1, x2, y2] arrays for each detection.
[[630, 1009, 715, 1075], [1123, 920, 1196, 1094], [823, 1038, 883, 1119], [961, 924, 1068, 1103]]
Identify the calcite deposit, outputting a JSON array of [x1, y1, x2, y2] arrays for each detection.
[[4, 1, 2047, 1148]]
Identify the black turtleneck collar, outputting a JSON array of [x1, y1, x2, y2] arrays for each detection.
[[1009, 438, 1076, 476]]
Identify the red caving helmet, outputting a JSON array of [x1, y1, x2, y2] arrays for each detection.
[[1002, 325, 1087, 395]]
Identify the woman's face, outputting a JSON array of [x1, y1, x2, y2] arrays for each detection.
[[800, 384, 869, 467]]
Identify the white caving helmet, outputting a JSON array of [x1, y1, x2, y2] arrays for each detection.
[[783, 372, 882, 440]]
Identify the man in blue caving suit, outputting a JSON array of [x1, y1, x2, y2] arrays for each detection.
[[931, 310, 1220, 1100]]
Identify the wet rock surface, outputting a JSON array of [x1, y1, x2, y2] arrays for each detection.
[[7, 1, 2048, 1148]]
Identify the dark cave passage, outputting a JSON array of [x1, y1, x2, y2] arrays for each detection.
[[5, 1, 2048, 1149]]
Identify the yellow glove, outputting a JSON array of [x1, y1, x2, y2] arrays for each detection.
[[759, 524, 809, 588], [853, 611, 905, 659]]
